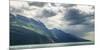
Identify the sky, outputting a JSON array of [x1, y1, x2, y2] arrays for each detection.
[[10, 1, 95, 41]]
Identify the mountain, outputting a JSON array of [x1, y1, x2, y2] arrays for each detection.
[[10, 14, 54, 45], [50, 28, 89, 43], [10, 13, 90, 45], [10, 25, 52, 45], [10, 14, 52, 37]]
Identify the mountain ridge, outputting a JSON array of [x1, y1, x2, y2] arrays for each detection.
[[10, 13, 90, 45]]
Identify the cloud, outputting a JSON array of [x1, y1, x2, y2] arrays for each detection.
[[61, 5, 95, 38], [10, 1, 62, 18], [64, 9, 86, 25], [28, 2, 46, 7], [61, 4, 76, 8], [10, 1, 95, 40], [36, 7, 57, 18], [10, 1, 46, 18], [41, 9, 57, 17], [64, 5, 94, 25]]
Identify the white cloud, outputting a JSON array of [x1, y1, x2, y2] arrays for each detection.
[[10, 1, 41, 18], [10, 1, 29, 9], [74, 5, 94, 14]]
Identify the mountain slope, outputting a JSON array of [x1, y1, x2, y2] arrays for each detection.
[[10, 13, 90, 45], [10, 25, 52, 45], [51, 28, 89, 43]]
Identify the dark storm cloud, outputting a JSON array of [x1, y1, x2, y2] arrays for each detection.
[[41, 9, 57, 17], [62, 5, 94, 37], [35, 9, 57, 18], [28, 2, 46, 7], [61, 4, 76, 8], [64, 8, 94, 25], [50, 3, 57, 6]]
